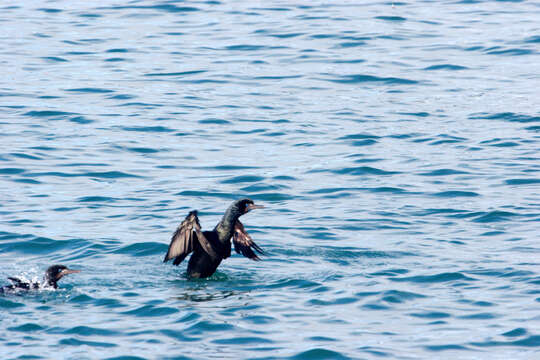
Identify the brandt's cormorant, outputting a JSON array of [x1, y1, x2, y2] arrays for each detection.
[[0, 265, 80, 294], [163, 198, 265, 278]]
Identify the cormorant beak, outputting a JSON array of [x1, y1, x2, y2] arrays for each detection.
[[57, 268, 81, 280], [246, 203, 264, 212]]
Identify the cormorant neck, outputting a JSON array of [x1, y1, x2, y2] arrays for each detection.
[[214, 205, 241, 243], [43, 275, 58, 289]]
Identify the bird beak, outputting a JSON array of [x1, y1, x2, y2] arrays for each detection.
[[247, 203, 264, 212], [57, 268, 81, 280]]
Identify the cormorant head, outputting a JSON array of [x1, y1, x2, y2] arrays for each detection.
[[44, 265, 80, 288], [233, 198, 264, 216]]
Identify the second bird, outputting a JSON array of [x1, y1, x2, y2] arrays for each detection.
[[164, 198, 265, 278]]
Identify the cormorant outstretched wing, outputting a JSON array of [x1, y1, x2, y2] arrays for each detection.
[[164, 210, 217, 265], [233, 220, 264, 261]]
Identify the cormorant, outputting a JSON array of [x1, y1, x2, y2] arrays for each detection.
[[164, 198, 265, 278], [0, 265, 80, 294]]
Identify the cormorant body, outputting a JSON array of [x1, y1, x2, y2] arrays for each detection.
[[0, 265, 80, 294], [164, 198, 264, 278]]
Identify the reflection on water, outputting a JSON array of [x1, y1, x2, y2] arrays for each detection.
[[170, 271, 246, 303], [174, 290, 239, 303]]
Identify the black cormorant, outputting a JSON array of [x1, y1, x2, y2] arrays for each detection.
[[1, 265, 80, 293], [163, 198, 264, 278]]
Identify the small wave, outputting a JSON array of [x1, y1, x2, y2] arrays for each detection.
[[0, 298, 25, 308], [8, 323, 45, 332], [505, 178, 540, 185], [64, 51, 95, 55], [69, 115, 94, 124], [117, 102, 162, 108], [333, 59, 365, 65], [160, 328, 199, 342], [42, 56, 68, 62], [472, 211, 517, 223], [122, 305, 179, 317], [12, 152, 43, 160], [250, 192, 294, 202], [178, 321, 235, 338], [524, 35, 540, 43], [112, 242, 166, 257], [108, 94, 136, 100], [469, 112, 540, 123], [59, 337, 117, 348], [411, 311, 451, 319], [176, 190, 238, 199], [105, 48, 129, 53], [200, 165, 261, 171], [485, 47, 534, 56], [458, 312, 497, 320], [0, 167, 25, 174], [144, 70, 206, 77], [65, 88, 114, 93], [425, 344, 470, 352], [178, 78, 228, 84], [221, 175, 265, 184], [225, 44, 282, 51], [335, 41, 366, 48], [24, 110, 75, 118], [391, 272, 475, 283], [375, 16, 406, 21], [337, 133, 380, 141], [117, 125, 175, 132], [63, 325, 121, 337], [37, 8, 62, 13], [323, 74, 418, 85], [124, 147, 159, 154], [212, 336, 273, 345], [419, 169, 469, 176], [0, 234, 90, 255], [423, 64, 468, 71], [432, 191, 479, 198], [199, 118, 231, 125], [380, 290, 427, 303], [254, 75, 302, 80], [491, 141, 520, 147], [397, 112, 430, 118], [288, 348, 351, 360], [89, 171, 141, 178], [274, 175, 297, 181], [502, 328, 528, 337], [77, 196, 117, 203], [68, 294, 96, 304], [240, 183, 288, 193], [370, 268, 409, 277], [331, 166, 401, 176], [262, 278, 322, 290], [107, 4, 199, 13], [471, 335, 540, 348], [308, 297, 358, 306]]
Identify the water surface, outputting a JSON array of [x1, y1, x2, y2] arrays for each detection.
[[1, 1, 540, 359]]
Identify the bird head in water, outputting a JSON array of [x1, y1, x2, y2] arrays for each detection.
[[44, 265, 80, 288], [235, 198, 264, 215]]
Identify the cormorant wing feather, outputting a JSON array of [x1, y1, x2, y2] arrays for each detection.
[[7, 277, 30, 289], [233, 220, 264, 261], [163, 210, 217, 265]]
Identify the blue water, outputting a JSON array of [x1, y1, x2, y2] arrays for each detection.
[[1, 1, 539, 359]]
